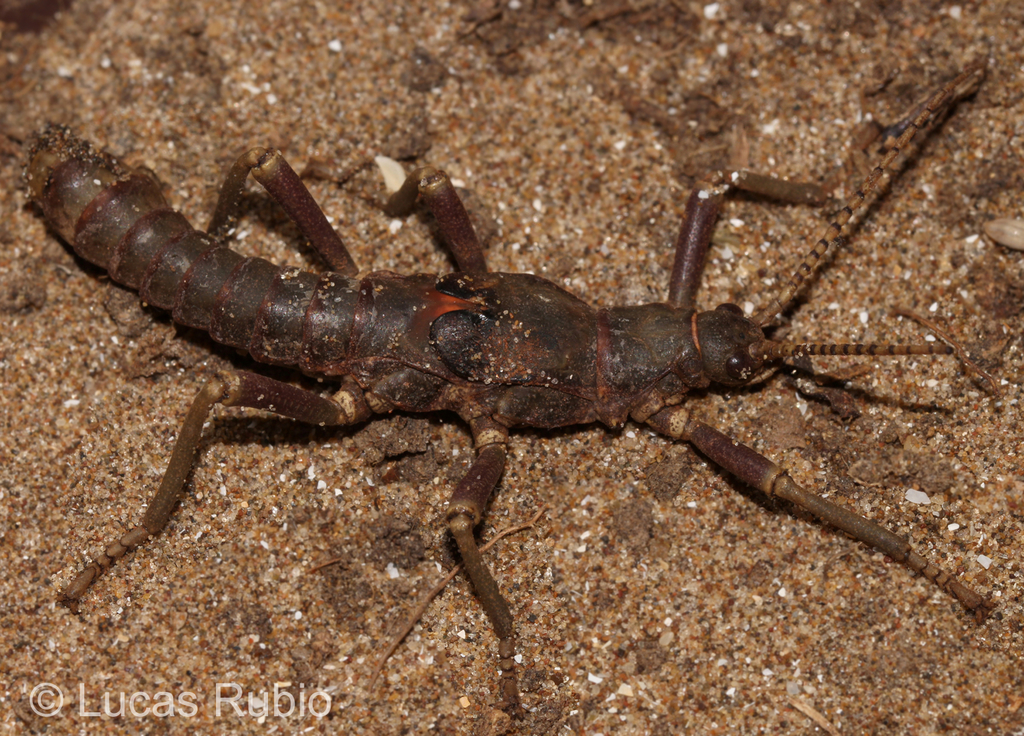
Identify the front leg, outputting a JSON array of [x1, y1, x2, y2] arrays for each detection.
[[667, 172, 826, 310], [646, 406, 995, 621]]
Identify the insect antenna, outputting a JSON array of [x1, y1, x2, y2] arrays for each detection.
[[754, 60, 985, 328], [761, 340, 952, 361]]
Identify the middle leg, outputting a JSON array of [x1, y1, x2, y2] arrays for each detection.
[[444, 417, 523, 717], [383, 166, 489, 274]]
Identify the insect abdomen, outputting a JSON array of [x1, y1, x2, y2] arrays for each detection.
[[25, 125, 359, 369]]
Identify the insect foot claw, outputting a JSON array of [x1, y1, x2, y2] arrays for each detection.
[[905, 550, 996, 621], [498, 694, 525, 721], [61, 564, 100, 612], [973, 596, 998, 624], [497, 634, 524, 719], [60, 524, 152, 610], [950, 581, 997, 623]]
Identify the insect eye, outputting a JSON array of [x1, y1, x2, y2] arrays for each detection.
[[725, 350, 757, 381]]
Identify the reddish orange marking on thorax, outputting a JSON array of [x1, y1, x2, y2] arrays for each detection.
[[408, 288, 480, 336]]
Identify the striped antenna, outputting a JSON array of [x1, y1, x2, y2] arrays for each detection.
[[762, 341, 953, 360], [754, 60, 985, 328]]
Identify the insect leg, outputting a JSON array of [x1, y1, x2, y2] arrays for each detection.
[[725, 170, 828, 205], [667, 171, 827, 309], [445, 418, 522, 716], [61, 371, 370, 610], [667, 186, 724, 310], [646, 406, 995, 621], [383, 166, 488, 273], [206, 147, 359, 275]]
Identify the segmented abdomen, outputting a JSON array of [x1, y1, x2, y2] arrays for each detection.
[[26, 126, 359, 373]]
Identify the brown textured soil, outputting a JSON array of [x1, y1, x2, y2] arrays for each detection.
[[1, 1, 1022, 734]]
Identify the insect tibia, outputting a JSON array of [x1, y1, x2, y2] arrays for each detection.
[[755, 61, 986, 328], [763, 341, 954, 360]]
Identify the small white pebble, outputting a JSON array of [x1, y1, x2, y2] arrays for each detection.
[[905, 489, 931, 505], [386, 562, 399, 579], [374, 155, 406, 194], [729, 218, 745, 228], [588, 672, 604, 684], [948, 5, 962, 20], [703, 2, 720, 19], [978, 555, 993, 569], [762, 668, 774, 677], [388, 219, 403, 234], [613, 140, 626, 151], [983, 218, 1024, 250], [327, 39, 342, 53], [716, 43, 728, 57], [859, 311, 869, 325], [777, 587, 787, 598], [617, 684, 634, 697], [948, 523, 960, 531]]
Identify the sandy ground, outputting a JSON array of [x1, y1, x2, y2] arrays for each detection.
[[1, 1, 1022, 734]]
